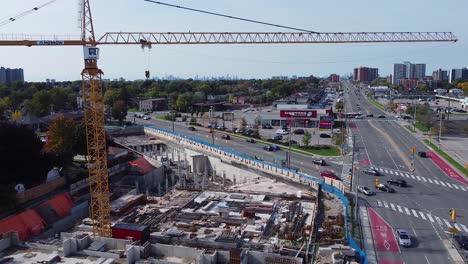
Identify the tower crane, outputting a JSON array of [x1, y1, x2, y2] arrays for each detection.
[[0, 0, 457, 237]]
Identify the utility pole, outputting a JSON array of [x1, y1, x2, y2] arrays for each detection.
[[354, 166, 359, 223], [349, 135, 356, 191], [438, 111, 443, 144], [413, 97, 417, 131], [287, 117, 292, 169], [210, 106, 215, 145], [172, 110, 175, 132]]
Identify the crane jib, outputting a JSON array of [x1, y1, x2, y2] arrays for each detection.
[[37, 40, 65, 45]]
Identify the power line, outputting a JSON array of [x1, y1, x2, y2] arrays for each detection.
[[143, 0, 317, 33], [0, 0, 58, 28]]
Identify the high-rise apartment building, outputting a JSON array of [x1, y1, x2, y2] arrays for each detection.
[[0, 67, 24, 83], [450, 68, 468, 82], [329, 74, 340, 82], [392, 62, 426, 84], [353, 67, 378, 82], [432, 69, 448, 82]]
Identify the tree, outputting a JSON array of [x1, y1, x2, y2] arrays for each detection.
[[302, 131, 311, 148], [11, 110, 23, 120], [240, 117, 247, 130], [104, 89, 119, 107], [335, 102, 344, 112], [73, 121, 88, 156], [112, 100, 128, 125], [27, 90, 52, 117], [252, 124, 260, 138], [45, 115, 77, 166]]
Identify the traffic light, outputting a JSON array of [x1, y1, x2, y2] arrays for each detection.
[[375, 178, 380, 186], [411, 147, 415, 155], [450, 208, 456, 222], [466, 163, 468, 170]]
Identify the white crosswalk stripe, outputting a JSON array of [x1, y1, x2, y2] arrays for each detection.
[[383, 201, 389, 208], [443, 219, 453, 228], [394, 171, 400, 176], [416, 176, 422, 181], [404, 207, 411, 215], [446, 183, 453, 188], [435, 216, 443, 225], [384, 169, 389, 173], [410, 175, 416, 179], [390, 203, 396, 211], [427, 214, 435, 223], [461, 224, 468, 233], [377, 200, 382, 207], [405, 173, 410, 177], [433, 180, 440, 185], [428, 178, 434, 184], [460, 186, 467, 191], [440, 181, 447, 187], [453, 185, 460, 190], [455, 223, 461, 231], [412, 209, 419, 218], [390, 170, 394, 175], [397, 205, 403, 213], [419, 212, 427, 220], [421, 177, 427, 182]]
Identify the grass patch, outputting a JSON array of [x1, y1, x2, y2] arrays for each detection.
[[295, 146, 341, 156], [127, 108, 139, 112], [413, 121, 430, 132], [424, 139, 468, 177], [367, 97, 385, 111], [155, 115, 167, 121]]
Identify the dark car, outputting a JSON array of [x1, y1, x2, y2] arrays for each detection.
[[418, 151, 427, 158], [320, 133, 331, 138], [366, 114, 374, 117], [453, 235, 468, 250], [221, 134, 230, 140], [363, 168, 380, 176], [246, 138, 256, 143], [376, 183, 395, 193], [377, 115, 386, 118], [293, 129, 305, 135], [321, 171, 340, 180], [271, 145, 281, 151], [313, 159, 326, 166], [263, 145, 274, 151], [387, 179, 407, 187], [188, 126, 196, 131], [216, 125, 226, 131], [271, 135, 283, 141], [244, 129, 255, 136]]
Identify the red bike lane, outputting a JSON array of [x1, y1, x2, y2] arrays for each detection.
[[426, 151, 468, 185], [368, 208, 403, 264]]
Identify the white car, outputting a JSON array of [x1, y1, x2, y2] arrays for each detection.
[[275, 129, 289, 135], [357, 185, 375, 196], [143, 116, 150, 120], [396, 229, 412, 247]]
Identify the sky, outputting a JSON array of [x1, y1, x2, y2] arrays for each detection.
[[0, 0, 467, 82]]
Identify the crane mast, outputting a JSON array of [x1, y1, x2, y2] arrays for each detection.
[[80, 0, 111, 237]]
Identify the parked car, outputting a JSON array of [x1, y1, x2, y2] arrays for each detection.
[[363, 168, 380, 176], [188, 126, 196, 131], [143, 116, 150, 120], [221, 134, 230, 140], [377, 115, 386, 118], [387, 179, 407, 187], [312, 159, 326, 166], [271, 145, 281, 151], [357, 186, 375, 196], [366, 114, 374, 117], [376, 183, 395, 193], [263, 145, 275, 151], [453, 235, 468, 250], [396, 229, 412, 247], [271, 135, 283, 141], [418, 151, 427, 158], [293, 129, 305, 134], [262, 124, 273, 129], [319, 133, 331, 138], [244, 129, 255, 136], [276, 129, 289, 135], [321, 171, 339, 180], [216, 125, 226, 131], [246, 138, 256, 143], [235, 128, 245, 134]]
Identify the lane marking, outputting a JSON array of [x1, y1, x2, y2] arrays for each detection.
[[405, 173, 410, 177], [461, 224, 468, 233], [412, 209, 419, 218], [383, 201, 389, 208], [377, 200, 383, 207], [428, 178, 434, 184], [410, 175, 416, 179], [440, 182, 447, 187], [443, 219, 452, 228], [404, 207, 411, 215], [446, 183, 453, 188], [435, 216, 443, 225], [390, 203, 396, 211], [454, 223, 461, 231], [460, 186, 467, 191], [421, 177, 427, 182], [397, 205, 403, 213], [419, 211, 427, 220], [433, 180, 440, 185], [453, 185, 460, 190], [427, 214, 435, 223], [416, 176, 422, 181], [390, 170, 394, 175]]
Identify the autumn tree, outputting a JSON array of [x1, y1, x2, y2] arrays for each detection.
[[302, 131, 311, 148], [45, 115, 77, 166]]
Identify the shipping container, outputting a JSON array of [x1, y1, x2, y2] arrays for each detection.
[[112, 222, 150, 242]]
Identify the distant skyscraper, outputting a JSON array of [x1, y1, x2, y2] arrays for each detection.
[[393, 62, 426, 84], [329, 74, 340, 82], [0, 67, 24, 83], [353, 67, 378, 82], [432, 69, 448, 82], [450, 68, 468, 82]]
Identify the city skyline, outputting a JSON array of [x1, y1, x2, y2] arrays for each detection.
[[0, 0, 467, 81]]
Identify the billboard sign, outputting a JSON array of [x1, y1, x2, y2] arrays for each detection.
[[280, 110, 317, 119]]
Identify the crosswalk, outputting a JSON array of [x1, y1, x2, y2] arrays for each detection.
[[375, 199, 468, 232], [369, 166, 468, 191]]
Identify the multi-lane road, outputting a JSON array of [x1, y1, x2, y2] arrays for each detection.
[[343, 80, 467, 264]]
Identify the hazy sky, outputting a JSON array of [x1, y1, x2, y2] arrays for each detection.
[[0, 0, 467, 81]]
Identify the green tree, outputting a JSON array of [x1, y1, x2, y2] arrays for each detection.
[[73, 121, 88, 156], [302, 131, 311, 148], [104, 90, 119, 107], [112, 100, 128, 125], [335, 102, 344, 112], [45, 115, 77, 166], [27, 90, 52, 117], [252, 124, 260, 138]]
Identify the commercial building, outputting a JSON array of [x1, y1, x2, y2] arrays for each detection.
[[0, 67, 24, 83], [139, 98, 169, 111], [450, 67, 468, 82], [353, 67, 378, 82], [398, 79, 419, 90], [329, 74, 340, 82], [432, 69, 449, 82], [392, 61, 426, 84]]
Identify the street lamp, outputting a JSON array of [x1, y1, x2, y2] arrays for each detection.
[[171, 110, 176, 132], [210, 106, 215, 145]]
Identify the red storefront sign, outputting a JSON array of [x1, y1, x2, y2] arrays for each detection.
[[280, 110, 317, 118]]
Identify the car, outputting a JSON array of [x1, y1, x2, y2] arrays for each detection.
[[143, 116, 150, 120], [366, 114, 374, 117], [377, 115, 386, 118], [319, 133, 331, 138], [396, 229, 412, 247], [271, 135, 283, 141], [357, 186, 375, 196], [363, 168, 380, 176], [312, 159, 326, 166], [271, 145, 281, 151], [216, 125, 226, 131], [221, 134, 230, 140], [418, 151, 427, 158], [246, 138, 255, 143], [263, 145, 274, 151], [355, 115, 365, 119], [235, 128, 245, 134], [453, 235, 468, 250], [387, 179, 407, 187], [375, 183, 395, 193], [188, 126, 196, 131], [321, 171, 340, 180], [262, 124, 273, 129], [293, 129, 305, 135], [276, 129, 289, 135]]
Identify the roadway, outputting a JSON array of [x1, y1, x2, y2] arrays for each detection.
[[342, 80, 467, 264]]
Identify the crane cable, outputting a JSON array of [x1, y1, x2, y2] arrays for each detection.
[[143, 0, 317, 33], [0, 0, 58, 28]]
